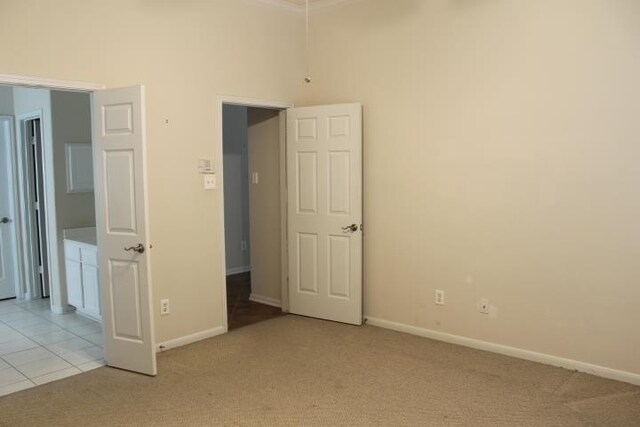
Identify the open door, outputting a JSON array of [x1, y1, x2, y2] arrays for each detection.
[[92, 86, 156, 375], [287, 103, 362, 325], [0, 117, 19, 300]]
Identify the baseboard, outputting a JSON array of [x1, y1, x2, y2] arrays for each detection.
[[51, 304, 75, 315], [249, 293, 282, 308], [156, 326, 226, 353], [365, 317, 640, 386], [226, 266, 251, 276]]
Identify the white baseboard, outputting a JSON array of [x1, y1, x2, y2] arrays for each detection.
[[365, 317, 640, 386], [156, 326, 226, 353], [226, 266, 251, 276], [51, 304, 75, 315], [249, 293, 282, 308]]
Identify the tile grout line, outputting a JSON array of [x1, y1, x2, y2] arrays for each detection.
[[0, 300, 103, 389]]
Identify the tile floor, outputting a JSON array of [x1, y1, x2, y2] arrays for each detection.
[[0, 298, 104, 397]]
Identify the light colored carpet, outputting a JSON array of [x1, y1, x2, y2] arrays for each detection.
[[0, 315, 638, 426]]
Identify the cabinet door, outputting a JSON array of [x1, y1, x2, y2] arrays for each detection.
[[65, 259, 83, 309], [82, 264, 101, 319]]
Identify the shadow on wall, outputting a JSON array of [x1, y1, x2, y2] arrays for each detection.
[[337, 0, 425, 28]]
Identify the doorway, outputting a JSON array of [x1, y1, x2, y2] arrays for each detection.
[[22, 117, 50, 299], [0, 85, 105, 395], [222, 104, 286, 330]]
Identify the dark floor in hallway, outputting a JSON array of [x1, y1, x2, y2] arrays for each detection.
[[226, 272, 284, 330]]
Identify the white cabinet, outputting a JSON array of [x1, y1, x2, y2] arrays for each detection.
[[64, 239, 101, 322], [65, 259, 84, 309]]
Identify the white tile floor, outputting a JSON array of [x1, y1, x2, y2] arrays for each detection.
[[0, 298, 104, 397]]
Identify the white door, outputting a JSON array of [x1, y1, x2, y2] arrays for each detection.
[[0, 117, 18, 300], [92, 86, 156, 375], [287, 104, 362, 325]]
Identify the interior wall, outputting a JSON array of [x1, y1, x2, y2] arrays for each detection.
[[0, 0, 304, 343], [0, 86, 14, 115], [223, 105, 250, 274], [247, 108, 281, 303], [299, 0, 640, 375], [50, 90, 95, 231]]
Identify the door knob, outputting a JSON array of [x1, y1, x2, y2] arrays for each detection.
[[0, 217, 10, 224], [124, 243, 145, 254], [341, 224, 358, 233]]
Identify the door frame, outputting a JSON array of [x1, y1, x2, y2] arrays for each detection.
[[216, 96, 292, 331], [0, 74, 104, 313], [0, 116, 22, 299]]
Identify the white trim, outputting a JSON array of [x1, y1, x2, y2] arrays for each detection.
[[249, 293, 282, 308], [279, 110, 289, 312], [226, 265, 251, 276], [0, 74, 104, 92], [156, 326, 226, 352], [217, 95, 293, 333], [366, 317, 640, 386]]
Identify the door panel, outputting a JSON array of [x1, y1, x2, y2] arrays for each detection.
[[287, 104, 362, 325], [0, 117, 18, 300], [92, 86, 156, 376]]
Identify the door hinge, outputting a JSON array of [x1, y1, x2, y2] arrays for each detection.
[[30, 137, 36, 145], [38, 266, 44, 274]]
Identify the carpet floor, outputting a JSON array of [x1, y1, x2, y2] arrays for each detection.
[[0, 315, 638, 426]]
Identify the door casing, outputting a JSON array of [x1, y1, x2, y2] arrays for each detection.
[[1, 74, 104, 313]]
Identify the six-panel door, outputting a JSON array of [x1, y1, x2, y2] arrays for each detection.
[[287, 104, 363, 325]]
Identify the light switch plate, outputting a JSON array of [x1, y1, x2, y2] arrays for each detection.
[[204, 174, 216, 190]]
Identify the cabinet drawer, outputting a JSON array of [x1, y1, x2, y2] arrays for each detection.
[[64, 241, 81, 261], [81, 247, 98, 266]]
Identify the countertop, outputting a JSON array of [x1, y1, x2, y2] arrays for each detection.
[[63, 227, 97, 246]]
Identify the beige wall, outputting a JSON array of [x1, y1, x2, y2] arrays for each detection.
[[50, 90, 95, 231], [0, 0, 303, 343], [247, 108, 282, 303], [299, 0, 640, 374]]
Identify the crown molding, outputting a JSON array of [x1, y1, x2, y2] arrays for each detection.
[[250, 0, 303, 13], [250, 0, 364, 13]]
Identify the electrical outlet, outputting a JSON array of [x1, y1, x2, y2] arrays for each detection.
[[241, 241, 247, 251], [435, 290, 445, 305], [479, 298, 490, 314], [160, 299, 170, 316]]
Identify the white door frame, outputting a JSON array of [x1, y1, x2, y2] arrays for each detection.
[[216, 96, 292, 331], [0, 74, 104, 312], [0, 116, 22, 299]]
